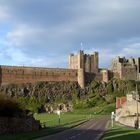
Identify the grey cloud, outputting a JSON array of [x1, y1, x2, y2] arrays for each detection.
[[0, 0, 140, 67]]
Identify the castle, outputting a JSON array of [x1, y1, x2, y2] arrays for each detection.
[[0, 50, 140, 88], [111, 57, 140, 81]]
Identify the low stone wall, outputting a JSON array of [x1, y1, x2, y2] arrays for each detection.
[[0, 116, 40, 134], [117, 116, 140, 128]]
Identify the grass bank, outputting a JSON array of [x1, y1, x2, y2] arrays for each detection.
[[0, 103, 113, 140], [101, 121, 140, 140], [0, 112, 93, 140], [34, 113, 90, 128]]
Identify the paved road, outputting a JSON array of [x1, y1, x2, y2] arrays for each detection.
[[35, 117, 109, 140]]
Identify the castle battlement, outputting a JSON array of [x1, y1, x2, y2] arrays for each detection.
[[0, 51, 140, 89], [69, 50, 98, 73], [111, 56, 140, 80]]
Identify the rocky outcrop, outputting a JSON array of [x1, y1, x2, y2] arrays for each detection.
[[0, 81, 81, 101], [44, 103, 73, 113], [0, 79, 138, 112]]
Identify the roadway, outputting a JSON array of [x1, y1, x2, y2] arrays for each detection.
[[35, 117, 109, 140]]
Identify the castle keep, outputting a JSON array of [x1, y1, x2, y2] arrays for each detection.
[[69, 50, 98, 73], [0, 50, 140, 88]]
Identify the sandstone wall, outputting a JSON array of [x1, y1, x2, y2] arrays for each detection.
[[92, 52, 99, 73], [116, 95, 140, 128], [121, 65, 137, 80], [69, 54, 78, 69], [78, 68, 85, 89], [85, 55, 91, 73], [111, 58, 122, 79], [94, 72, 102, 81], [101, 69, 109, 82], [117, 116, 140, 128], [69, 50, 99, 73], [111, 56, 140, 81], [0, 66, 78, 86]]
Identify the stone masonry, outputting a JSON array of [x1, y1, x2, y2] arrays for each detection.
[[116, 94, 140, 128], [111, 57, 140, 80], [0, 50, 140, 89]]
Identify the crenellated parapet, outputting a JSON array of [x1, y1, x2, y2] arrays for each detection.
[[69, 50, 99, 73], [0, 66, 78, 86], [1, 50, 139, 89], [111, 56, 140, 81]]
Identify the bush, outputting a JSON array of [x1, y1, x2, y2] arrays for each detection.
[[0, 93, 23, 117]]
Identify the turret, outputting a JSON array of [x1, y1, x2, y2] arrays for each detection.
[[78, 68, 85, 89], [91, 52, 99, 73], [78, 50, 84, 69]]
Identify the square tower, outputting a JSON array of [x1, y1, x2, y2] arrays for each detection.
[[69, 50, 99, 73]]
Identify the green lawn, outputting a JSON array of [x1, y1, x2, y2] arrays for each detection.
[[0, 112, 93, 140], [101, 122, 140, 140], [0, 104, 112, 140], [34, 112, 90, 128]]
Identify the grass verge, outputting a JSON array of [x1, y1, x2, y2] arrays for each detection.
[[101, 121, 140, 140], [0, 113, 92, 140]]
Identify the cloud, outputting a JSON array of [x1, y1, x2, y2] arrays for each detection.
[[0, 0, 140, 68], [0, 5, 10, 19], [0, 37, 67, 67]]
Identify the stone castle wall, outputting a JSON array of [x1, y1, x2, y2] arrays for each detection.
[[0, 50, 112, 88], [116, 94, 140, 128], [111, 57, 140, 80], [68, 54, 78, 69], [0, 50, 139, 89], [121, 65, 137, 80], [101, 69, 109, 82], [0, 66, 78, 86], [69, 50, 99, 73]]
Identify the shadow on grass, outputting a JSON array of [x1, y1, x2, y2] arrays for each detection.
[[104, 129, 134, 137], [0, 127, 106, 140], [0, 119, 89, 140], [0, 117, 110, 140], [0, 126, 66, 140], [102, 128, 140, 140]]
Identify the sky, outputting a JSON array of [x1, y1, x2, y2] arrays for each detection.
[[0, 0, 140, 68]]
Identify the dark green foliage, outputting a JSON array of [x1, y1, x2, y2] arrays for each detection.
[[18, 96, 45, 113], [107, 81, 114, 93], [0, 81, 80, 113], [0, 93, 24, 117], [99, 103, 116, 115], [0, 79, 139, 114]]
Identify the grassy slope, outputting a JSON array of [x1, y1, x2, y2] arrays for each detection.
[[34, 113, 88, 127], [101, 122, 140, 140], [0, 103, 114, 140], [73, 103, 115, 115], [0, 112, 91, 140]]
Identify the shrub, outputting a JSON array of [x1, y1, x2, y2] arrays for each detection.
[[0, 93, 23, 117]]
